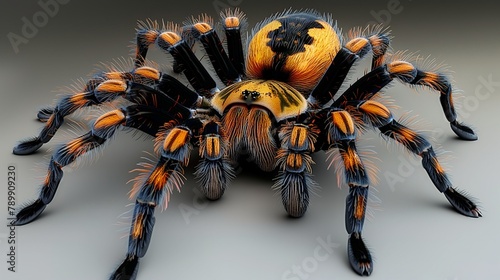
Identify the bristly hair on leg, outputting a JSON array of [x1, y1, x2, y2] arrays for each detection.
[[128, 155, 186, 210], [378, 112, 428, 155], [386, 50, 453, 92], [128, 151, 157, 202], [346, 23, 392, 45], [183, 13, 214, 29], [220, 7, 248, 31], [194, 120, 235, 201], [325, 147, 345, 189], [325, 140, 380, 189], [115, 202, 136, 239], [153, 119, 181, 155]]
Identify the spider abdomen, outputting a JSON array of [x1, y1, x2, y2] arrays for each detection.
[[246, 12, 341, 92]]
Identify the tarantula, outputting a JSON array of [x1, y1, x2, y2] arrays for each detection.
[[12, 8, 480, 279]]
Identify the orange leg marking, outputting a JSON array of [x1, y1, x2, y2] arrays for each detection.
[[354, 194, 366, 220], [131, 213, 145, 239], [163, 128, 190, 153]]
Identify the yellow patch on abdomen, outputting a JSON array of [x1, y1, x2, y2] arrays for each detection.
[[246, 14, 340, 92]]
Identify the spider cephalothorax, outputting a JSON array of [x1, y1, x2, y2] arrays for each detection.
[[13, 8, 480, 279]]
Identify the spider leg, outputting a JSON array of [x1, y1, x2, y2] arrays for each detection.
[[13, 68, 204, 155], [194, 120, 235, 200], [36, 67, 164, 121], [13, 90, 98, 155], [12, 66, 164, 155], [345, 26, 391, 69], [35, 75, 104, 122], [110, 119, 201, 280], [13, 104, 189, 226], [323, 108, 373, 275], [94, 78, 201, 114], [274, 122, 318, 217], [134, 24, 219, 96], [308, 28, 390, 107], [185, 16, 241, 85], [333, 60, 477, 140], [37, 66, 166, 122], [354, 99, 481, 217], [220, 9, 247, 77], [308, 48, 358, 106]]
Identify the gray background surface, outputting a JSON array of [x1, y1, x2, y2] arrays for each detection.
[[1, 1, 499, 279]]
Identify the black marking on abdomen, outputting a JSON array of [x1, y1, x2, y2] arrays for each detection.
[[263, 13, 324, 81]]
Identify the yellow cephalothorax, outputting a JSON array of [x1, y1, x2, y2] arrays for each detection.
[[246, 13, 341, 93], [211, 79, 308, 121]]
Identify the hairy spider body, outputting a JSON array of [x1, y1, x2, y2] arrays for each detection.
[[13, 9, 480, 279]]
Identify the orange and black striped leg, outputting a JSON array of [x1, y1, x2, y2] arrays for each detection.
[[35, 75, 106, 122], [194, 121, 234, 200], [99, 78, 200, 115], [13, 75, 108, 155], [354, 100, 481, 217], [345, 29, 391, 69], [221, 9, 247, 77], [368, 32, 390, 69], [346, 186, 372, 276], [134, 24, 183, 73], [152, 28, 218, 96], [387, 62, 477, 140], [134, 22, 160, 68], [379, 119, 481, 217], [13, 90, 99, 155], [274, 122, 318, 217], [37, 66, 163, 121], [13, 109, 127, 225], [13, 67, 164, 155], [13, 105, 178, 226], [308, 30, 390, 107], [134, 22, 219, 94], [111, 121, 199, 280], [334, 61, 477, 140], [407, 68, 477, 140], [187, 17, 241, 85], [37, 75, 101, 122], [325, 109, 372, 275]]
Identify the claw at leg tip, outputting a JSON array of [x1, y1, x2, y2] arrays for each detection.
[[13, 139, 43, 155], [450, 121, 478, 141]]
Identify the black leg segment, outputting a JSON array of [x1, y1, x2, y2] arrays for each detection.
[[348, 232, 373, 276]]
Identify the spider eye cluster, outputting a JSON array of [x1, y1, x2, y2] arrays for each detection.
[[212, 80, 307, 122], [241, 89, 260, 100]]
